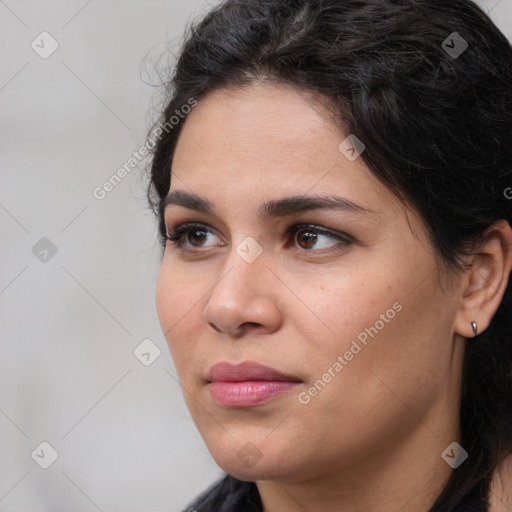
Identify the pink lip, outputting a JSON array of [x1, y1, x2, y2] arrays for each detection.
[[207, 361, 301, 408]]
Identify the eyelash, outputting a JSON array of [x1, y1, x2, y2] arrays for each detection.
[[164, 222, 353, 254]]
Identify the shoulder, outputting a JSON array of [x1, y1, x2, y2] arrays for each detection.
[[181, 473, 261, 512]]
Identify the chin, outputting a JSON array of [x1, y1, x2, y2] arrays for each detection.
[[206, 437, 295, 481], [212, 438, 266, 468]]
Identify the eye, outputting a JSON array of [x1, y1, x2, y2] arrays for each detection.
[[166, 223, 221, 250], [287, 224, 352, 252], [165, 222, 353, 254]]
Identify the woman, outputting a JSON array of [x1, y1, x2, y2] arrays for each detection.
[[147, 0, 512, 510]]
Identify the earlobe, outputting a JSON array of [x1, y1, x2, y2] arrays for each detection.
[[454, 220, 512, 339]]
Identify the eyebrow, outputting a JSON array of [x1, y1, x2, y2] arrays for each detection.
[[161, 190, 375, 218]]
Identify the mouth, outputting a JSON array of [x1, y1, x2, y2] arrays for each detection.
[[206, 361, 302, 408]]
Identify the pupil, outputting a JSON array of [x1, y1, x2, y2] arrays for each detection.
[[299, 231, 316, 249], [189, 230, 207, 246]]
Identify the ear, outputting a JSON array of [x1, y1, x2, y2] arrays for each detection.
[[454, 220, 512, 338]]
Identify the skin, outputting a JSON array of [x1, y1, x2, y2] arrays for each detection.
[[490, 456, 512, 512], [156, 82, 512, 512]]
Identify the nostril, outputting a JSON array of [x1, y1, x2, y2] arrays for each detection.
[[208, 322, 222, 333]]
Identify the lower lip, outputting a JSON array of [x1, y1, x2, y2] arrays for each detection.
[[209, 380, 300, 407]]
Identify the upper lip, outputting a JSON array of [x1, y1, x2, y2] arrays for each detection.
[[207, 361, 301, 383]]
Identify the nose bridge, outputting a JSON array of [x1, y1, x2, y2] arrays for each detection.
[[215, 234, 267, 297], [202, 235, 274, 333]]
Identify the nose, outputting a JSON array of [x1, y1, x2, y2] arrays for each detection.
[[202, 246, 282, 338]]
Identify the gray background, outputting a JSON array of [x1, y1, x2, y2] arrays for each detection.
[[0, 0, 511, 510]]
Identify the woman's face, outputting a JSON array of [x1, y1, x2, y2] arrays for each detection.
[[156, 82, 464, 483]]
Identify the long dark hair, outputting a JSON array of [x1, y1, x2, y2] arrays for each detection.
[[146, 1, 512, 510]]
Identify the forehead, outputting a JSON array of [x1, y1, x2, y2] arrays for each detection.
[[173, 84, 373, 187], [168, 83, 413, 230]]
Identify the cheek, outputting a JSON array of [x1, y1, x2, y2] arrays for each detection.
[[292, 263, 440, 394], [156, 262, 198, 359], [293, 267, 395, 353], [302, 266, 454, 414], [155, 265, 174, 333]]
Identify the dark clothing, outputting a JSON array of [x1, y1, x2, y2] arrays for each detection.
[[183, 475, 261, 512], [182, 473, 489, 512]]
